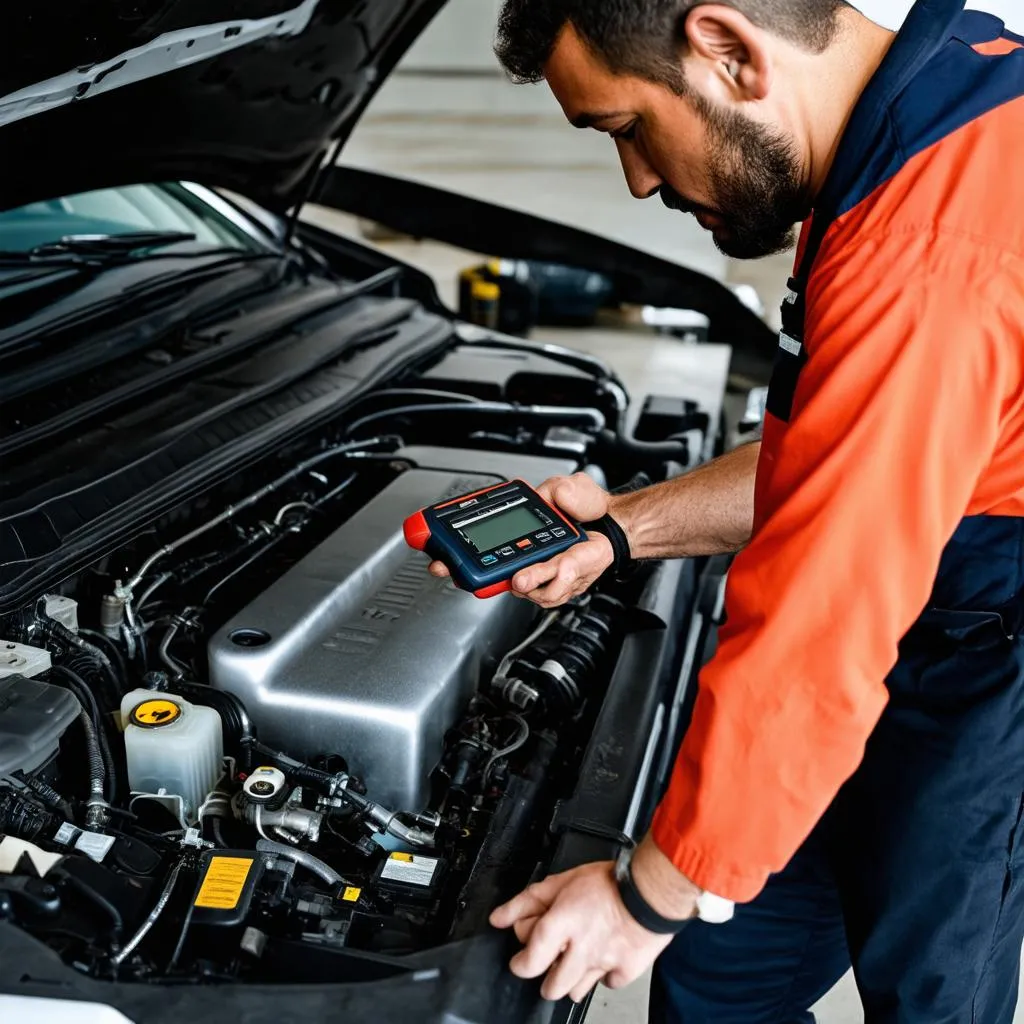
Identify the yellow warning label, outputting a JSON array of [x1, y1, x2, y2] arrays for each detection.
[[342, 886, 362, 902], [390, 852, 414, 862], [130, 698, 181, 728], [194, 856, 253, 910]]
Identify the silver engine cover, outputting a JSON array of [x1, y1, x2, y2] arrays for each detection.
[[208, 454, 569, 811]]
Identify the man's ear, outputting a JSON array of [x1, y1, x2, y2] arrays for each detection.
[[682, 3, 771, 101]]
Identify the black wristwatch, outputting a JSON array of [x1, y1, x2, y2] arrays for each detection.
[[581, 512, 636, 582], [581, 474, 650, 583], [614, 847, 692, 935]]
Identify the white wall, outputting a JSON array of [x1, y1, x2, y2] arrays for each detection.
[[402, 0, 503, 72], [401, 1, 1021, 73]]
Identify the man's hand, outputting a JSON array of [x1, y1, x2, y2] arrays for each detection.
[[490, 862, 674, 1002], [428, 473, 618, 608], [490, 837, 702, 1002]]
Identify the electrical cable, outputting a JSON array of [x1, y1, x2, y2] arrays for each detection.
[[482, 714, 530, 783], [112, 860, 186, 966], [117, 436, 400, 602], [492, 611, 559, 687], [345, 401, 605, 439], [167, 902, 194, 972]]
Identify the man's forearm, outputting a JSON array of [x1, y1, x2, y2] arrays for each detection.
[[610, 442, 759, 559]]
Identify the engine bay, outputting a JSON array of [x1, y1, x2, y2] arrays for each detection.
[[0, 340, 711, 1011]]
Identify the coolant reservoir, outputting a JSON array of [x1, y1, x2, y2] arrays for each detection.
[[120, 690, 222, 819]]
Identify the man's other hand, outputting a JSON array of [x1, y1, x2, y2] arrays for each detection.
[[489, 862, 674, 1003], [428, 473, 616, 608]]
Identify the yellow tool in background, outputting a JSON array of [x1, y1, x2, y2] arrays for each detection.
[[457, 259, 615, 335]]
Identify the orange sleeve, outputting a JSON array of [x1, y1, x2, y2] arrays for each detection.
[[650, 230, 1019, 902]]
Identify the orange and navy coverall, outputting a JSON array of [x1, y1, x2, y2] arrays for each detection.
[[650, 2, 1024, 1020]]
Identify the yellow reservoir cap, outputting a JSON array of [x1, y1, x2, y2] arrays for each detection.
[[128, 698, 182, 728]]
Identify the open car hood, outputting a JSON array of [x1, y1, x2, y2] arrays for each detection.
[[0, 0, 445, 212]]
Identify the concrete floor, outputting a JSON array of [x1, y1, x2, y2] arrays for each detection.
[[328, 65, 1023, 1024]]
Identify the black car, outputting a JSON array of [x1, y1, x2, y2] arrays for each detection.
[[0, 3, 771, 1022]]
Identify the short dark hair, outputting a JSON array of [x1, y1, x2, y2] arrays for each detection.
[[495, 0, 850, 93]]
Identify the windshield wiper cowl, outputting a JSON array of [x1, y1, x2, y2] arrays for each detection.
[[0, 230, 198, 266]]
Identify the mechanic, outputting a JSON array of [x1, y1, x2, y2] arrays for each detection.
[[428, 1, 1024, 1020]]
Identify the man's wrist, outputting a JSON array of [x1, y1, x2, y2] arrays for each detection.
[[606, 493, 637, 558], [609, 487, 664, 562], [629, 834, 701, 922]]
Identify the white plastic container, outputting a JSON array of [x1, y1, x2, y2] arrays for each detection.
[[120, 690, 222, 821]]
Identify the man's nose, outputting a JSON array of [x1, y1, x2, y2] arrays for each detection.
[[616, 143, 663, 199]]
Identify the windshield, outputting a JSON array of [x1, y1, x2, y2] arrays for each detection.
[[0, 181, 268, 255]]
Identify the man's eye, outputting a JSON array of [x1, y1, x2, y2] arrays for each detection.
[[611, 122, 639, 141]]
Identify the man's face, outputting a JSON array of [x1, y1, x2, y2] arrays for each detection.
[[544, 25, 811, 260]]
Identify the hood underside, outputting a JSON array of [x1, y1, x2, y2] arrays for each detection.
[[0, 0, 445, 213]]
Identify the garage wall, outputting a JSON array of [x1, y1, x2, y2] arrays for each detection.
[[402, 0, 503, 72], [400, 1, 1021, 73]]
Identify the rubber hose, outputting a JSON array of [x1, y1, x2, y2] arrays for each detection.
[[144, 674, 255, 750], [255, 839, 344, 888], [78, 629, 130, 690], [63, 651, 121, 718], [51, 665, 120, 805], [596, 428, 691, 461], [249, 742, 335, 792], [45, 617, 122, 699], [55, 866, 125, 936], [77, 709, 107, 815], [287, 763, 335, 793]]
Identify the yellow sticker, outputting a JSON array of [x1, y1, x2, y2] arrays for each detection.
[[390, 852, 414, 862], [130, 698, 181, 728], [194, 856, 253, 910], [342, 886, 361, 903]]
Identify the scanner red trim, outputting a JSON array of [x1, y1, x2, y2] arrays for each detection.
[[403, 510, 431, 551]]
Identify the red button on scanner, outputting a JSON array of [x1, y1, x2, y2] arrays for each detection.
[[516, 538, 533, 549]]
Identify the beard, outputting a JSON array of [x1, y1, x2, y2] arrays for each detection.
[[662, 102, 811, 261]]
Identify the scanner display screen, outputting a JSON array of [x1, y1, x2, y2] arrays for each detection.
[[459, 505, 546, 553]]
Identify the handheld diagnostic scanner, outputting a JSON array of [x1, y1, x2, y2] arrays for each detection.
[[403, 479, 585, 598]]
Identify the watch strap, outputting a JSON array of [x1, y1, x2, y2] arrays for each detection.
[[616, 857, 692, 935], [581, 513, 637, 582], [580, 473, 649, 582]]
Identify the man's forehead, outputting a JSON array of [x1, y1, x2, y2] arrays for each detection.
[[545, 25, 640, 126]]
